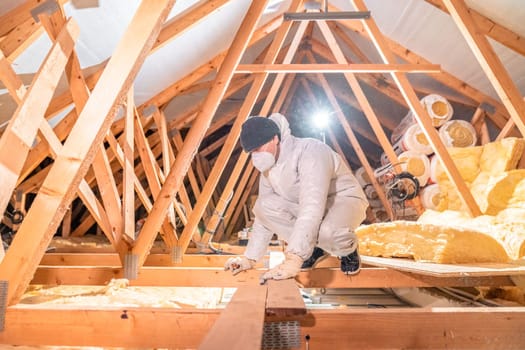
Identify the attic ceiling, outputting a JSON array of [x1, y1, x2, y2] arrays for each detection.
[[1, 0, 524, 169]]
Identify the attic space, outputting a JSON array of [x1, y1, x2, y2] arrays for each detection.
[[0, 0, 525, 349]]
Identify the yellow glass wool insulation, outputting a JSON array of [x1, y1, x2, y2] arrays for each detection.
[[355, 221, 509, 263], [418, 209, 525, 260], [484, 169, 525, 214], [433, 146, 483, 183], [479, 137, 525, 175]]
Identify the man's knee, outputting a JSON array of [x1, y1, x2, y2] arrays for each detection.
[[253, 195, 295, 224]]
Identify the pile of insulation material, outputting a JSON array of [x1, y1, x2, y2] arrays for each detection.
[[357, 137, 525, 264], [361, 94, 481, 222]]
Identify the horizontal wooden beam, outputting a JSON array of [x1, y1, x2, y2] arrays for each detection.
[[30, 266, 514, 288], [1, 306, 523, 349], [235, 63, 440, 73]]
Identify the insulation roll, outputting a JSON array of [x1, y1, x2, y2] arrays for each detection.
[[428, 155, 439, 184], [397, 150, 431, 187], [439, 119, 477, 148], [355, 167, 372, 187], [419, 184, 443, 210], [420, 94, 454, 127], [394, 123, 434, 155]]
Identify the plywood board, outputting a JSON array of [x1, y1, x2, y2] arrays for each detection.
[[362, 256, 525, 277]]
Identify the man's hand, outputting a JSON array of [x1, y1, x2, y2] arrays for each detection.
[[260, 253, 303, 283], [224, 256, 256, 275]]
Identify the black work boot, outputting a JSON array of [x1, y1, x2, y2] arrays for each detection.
[[301, 247, 329, 270], [340, 248, 361, 275]]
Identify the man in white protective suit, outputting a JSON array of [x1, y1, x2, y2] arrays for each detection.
[[224, 113, 369, 282]]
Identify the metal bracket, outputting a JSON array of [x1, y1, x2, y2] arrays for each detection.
[[123, 254, 138, 280], [262, 321, 301, 349], [171, 246, 183, 264], [0, 280, 8, 331], [30, 0, 60, 22]]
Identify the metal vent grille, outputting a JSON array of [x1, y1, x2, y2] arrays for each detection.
[[262, 321, 301, 349]]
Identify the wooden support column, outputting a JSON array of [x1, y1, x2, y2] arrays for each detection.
[[133, 0, 270, 266], [441, 0, 525, 138], [0, 18, 79, 224], [122, 88, 135, 240], [0, 0, 176, 305], [351, 0, 481, 217]]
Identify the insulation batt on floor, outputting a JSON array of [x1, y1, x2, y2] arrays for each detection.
[[356, 137, 525, 263]]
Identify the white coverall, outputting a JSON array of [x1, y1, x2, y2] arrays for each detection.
[[244, 113, 369, 262]]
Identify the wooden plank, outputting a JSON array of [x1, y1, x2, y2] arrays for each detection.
[[0, 306, 219, 349], [425, 0, 525, 56], [199, 283, 267, 350], [0, 306, 523, 349], [266, 279, 306, 317], [29, 266, 515, 288], [133, 0, 271, 266], [0, 0, 176, 306], [0, 51, 26, 104], [122, 88, 135, 239], [299, 308, 525, 349], [362, 256, 525, 277], [0, 18, 79, 223], [0, 17, 43, 62], [442, 0, 525, 138], [152, 0, 231, 53], [236, 63, 440, 73]]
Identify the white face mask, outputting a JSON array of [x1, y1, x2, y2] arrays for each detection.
[[251, 151, 275, 172]]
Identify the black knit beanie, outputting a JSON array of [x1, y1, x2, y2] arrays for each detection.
[[240, 116, 281, 152]]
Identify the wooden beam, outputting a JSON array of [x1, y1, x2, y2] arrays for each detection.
[[0, 306, 522, 349], [0, 51, 26, 104], [199, 282, 267, 350], [151, 0, 231, 53], [425, 0, 525, 56], [442, 0, 525, 138], [30, 266, 515, 288], [351, 0, 482, 216], [133, 0, 271, 266], [0, 17, 43, 62], [266, 279, 306, 317], [0, 0, 176, 305], [236, 63, 440, 73], [0, 18, 79, 226]]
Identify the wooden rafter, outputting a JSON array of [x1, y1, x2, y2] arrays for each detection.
[[441, 0, 525, 139]]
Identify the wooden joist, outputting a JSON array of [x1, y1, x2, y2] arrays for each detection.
[[30, 266, 515, 288], [198, 282, 268, 350], [235, 63, 441, 73], [0, 306, 523, 349]]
